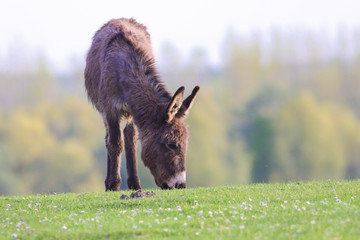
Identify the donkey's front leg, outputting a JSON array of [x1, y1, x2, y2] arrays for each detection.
[[124, 122, 141, 190], [105, 118, 123, 191]]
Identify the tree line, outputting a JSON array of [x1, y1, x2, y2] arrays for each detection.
[[1, 28, 360, 195]]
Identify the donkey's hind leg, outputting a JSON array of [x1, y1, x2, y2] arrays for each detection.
[[124, 122, 141, 190], [104, 117, 123, 191]]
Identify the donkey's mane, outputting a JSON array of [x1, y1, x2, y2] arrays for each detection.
[[134, 47, 171, 102]]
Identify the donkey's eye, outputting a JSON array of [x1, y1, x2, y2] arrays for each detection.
[[166, 143, 178, 151]]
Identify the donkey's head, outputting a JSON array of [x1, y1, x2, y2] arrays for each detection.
[[141, 86, 199, 189]]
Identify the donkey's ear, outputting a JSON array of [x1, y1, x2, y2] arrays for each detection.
[[176, 86, 200, 119], [165, 86, 185, 122]]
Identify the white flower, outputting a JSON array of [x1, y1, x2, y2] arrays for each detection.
[[182, 222, 188, 227], [11, 233, 17, 238], [198, 210, 203, 215], [259, 201, 267, 207]]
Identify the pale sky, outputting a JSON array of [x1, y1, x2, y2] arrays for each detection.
[[1, 0, 360, 71]]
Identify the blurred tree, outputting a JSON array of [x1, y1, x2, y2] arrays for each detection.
[[36, 97, 104, 149], [330, 105, 360, 179], [237, 86, 285, 183], [222, 30, 263, 108], [3, 109, 55, 166], [0, 110, 18, 195], [37, 139, 103, 193], [2, 109, 55, 193], [345, 50, 360, 116], [0, 145, 17, 195], [31, 57, 54, 104], [273, 93, 346, 181], [185, 88, 228, 186], [249, 116, 274, 183], [311, 61, 342, 102]]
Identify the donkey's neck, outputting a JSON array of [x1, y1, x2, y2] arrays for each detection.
[[127, 74, 171, 135]]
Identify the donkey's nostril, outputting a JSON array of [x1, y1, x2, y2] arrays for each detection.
[[161, 183, 170, 190], [175, 182, 186, 189]]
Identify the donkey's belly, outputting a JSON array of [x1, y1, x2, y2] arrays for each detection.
[[116, 102, 132, 121]]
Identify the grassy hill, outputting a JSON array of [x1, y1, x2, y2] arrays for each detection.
[[1, 180, 359, 239]]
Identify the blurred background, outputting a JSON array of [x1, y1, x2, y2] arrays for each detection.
[[1, 0, 360, 195]]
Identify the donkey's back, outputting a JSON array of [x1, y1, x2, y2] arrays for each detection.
[[84, 18, 156, 113]]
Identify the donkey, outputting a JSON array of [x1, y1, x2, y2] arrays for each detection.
[[84, 18, 199, 191]]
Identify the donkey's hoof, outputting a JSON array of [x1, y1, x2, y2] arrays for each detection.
[[127, 178, 141, 190], [105, 178, 121, 191]]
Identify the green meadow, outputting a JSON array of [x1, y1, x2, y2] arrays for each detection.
[[1, 180, 359, 239]]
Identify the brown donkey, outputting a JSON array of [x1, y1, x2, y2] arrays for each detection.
[[84, 18, 199, 190]]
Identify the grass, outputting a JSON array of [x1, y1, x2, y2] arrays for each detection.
[[1, 180, 359, 239]]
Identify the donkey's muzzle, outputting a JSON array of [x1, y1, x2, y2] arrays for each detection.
[[161, 182, 186, 189], [160, 171, 186, 190], [175, 182, 186, 189], [161, 182, 171, 189]]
